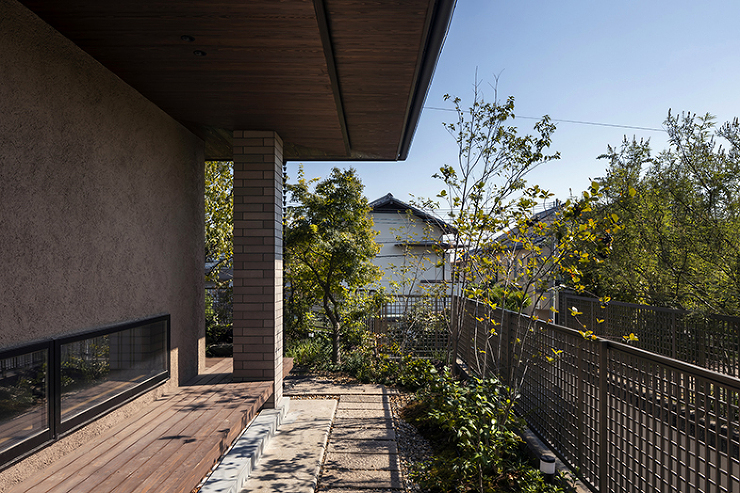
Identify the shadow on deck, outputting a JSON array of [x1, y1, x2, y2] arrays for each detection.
[[8, 358, 273, 493]]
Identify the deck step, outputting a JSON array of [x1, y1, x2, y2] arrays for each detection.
[[199, 397, 290, 493]]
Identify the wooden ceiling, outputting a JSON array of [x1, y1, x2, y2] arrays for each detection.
[[20, 0, 454, 161]]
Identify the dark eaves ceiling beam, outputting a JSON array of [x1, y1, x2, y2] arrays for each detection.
[[397, 0, 457, 161], [313, 0, 351, 157]]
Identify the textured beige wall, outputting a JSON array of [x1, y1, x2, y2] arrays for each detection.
[[0, 0, 205, 385]]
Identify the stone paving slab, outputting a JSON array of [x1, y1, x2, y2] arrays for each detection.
[[328, 439, 398, 454], [316, 488, 404, 493], [276, 380, 405, 493], [339, 394, 391, 403], [319, 468, 404, 490], [329, 427, 396, 441], [335, 408, 392, 419], [284, 380, 394, 396], [243, 476, 317, 493], [324, 451, 400, 471], [337, 401, 389, 410], [201, 397, 290, 493], [332, 417, 394, 429]]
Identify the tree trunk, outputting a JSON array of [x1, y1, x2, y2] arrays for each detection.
[[324, 295, 341, 365], [450, 294, 460, 376], [332, 319, 341, 365]]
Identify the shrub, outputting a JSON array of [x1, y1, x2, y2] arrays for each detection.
[[206, 289, 233, 356], [285, 337, 332, 368], [337, 337, 400, 384], [405, 369, 569, 493], [397, 355, 439, 391]]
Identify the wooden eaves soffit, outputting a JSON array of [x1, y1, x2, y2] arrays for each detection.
[[20, 0, 455, 162]]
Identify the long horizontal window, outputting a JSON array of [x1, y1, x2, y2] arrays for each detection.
[[0, 344, 50, 462], [0, 315, 169, 469]]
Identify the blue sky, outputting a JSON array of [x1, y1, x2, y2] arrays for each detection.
[[287, 0, 740, 209]]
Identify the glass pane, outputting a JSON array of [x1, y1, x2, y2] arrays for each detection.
[[0, 350, 48, 454], [61, 320, 167, 422]]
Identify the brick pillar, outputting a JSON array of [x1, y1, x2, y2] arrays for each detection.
[[232, 131, 283, 407]]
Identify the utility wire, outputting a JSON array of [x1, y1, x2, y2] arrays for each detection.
[[423, 106, 666, 133]]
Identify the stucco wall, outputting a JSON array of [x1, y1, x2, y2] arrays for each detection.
[[0, 0, 205, 385]]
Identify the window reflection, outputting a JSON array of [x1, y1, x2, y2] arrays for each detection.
[[60, 321, 167, 422], [0, 350, 48, 454]]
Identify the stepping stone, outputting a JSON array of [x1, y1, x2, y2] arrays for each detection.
[[329, 428, 396, 441], [335, 409, 392, 419], [238, 399, 336, 493], [340, 394, 391, 404], [337, 401, 389, 410], [317, 489, 402, 493], [328, 440, 398, 455], [324, 451, 400, 471], [332, 417, 394, 429], [319, 468, 404, 490]]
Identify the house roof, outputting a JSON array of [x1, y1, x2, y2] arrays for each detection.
[[19, 0, 455, 162], [369, 192, 456, 234], [493, 202, 561, 251]]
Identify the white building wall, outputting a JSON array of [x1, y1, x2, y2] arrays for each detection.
[[370, 211, 448, 295]]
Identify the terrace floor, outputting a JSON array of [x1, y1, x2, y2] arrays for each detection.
[[8, 358, 273, 493]]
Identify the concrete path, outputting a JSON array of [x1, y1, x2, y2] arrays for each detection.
[[268, 377, 404, 492]]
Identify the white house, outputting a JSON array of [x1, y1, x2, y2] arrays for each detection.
[[369, 193, 455, 296]]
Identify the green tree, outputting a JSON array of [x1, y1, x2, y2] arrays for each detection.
[[285, 167, 382, 364], [425, 80, 613, 389], [585, 113, 740, 315], [205, 160, 233, 285]]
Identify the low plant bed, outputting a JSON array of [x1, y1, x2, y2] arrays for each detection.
[[396, 368, 574, 493]]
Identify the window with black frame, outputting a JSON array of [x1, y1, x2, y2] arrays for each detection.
[[0, 315, 169, 469], [0, 344, 50, 461], [58, 317, 169, 432]]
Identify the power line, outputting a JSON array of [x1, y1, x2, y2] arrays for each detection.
[[423, 106, 665, 133]]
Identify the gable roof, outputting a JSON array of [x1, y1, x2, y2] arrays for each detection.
[[19, 0, 455, 161], [492, 202, 562, 251], [369, 193, 455, 234]]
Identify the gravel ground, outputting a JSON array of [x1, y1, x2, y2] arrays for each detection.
[[389, 392, 434, 493]]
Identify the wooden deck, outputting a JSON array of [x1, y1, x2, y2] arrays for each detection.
[[9, 358, 273, 493]]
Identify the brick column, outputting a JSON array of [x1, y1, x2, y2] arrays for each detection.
[[232, 131, 283, 407]]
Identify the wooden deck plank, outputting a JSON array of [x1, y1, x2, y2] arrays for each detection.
[[186, 363, 232, 386], [14, 395, 186, 493], [8, 377, 273, 493], [111, 382, 272, 493], [89, 382, 271, 493], [45, 387, 237, 493], [162, 382, 272, 492], [111, 387, 270, 493], [14, 385, 214, 493], [203, 357, 233, 373]]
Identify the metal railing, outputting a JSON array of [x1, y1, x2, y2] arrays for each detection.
[[366, 295, 448, 356], [457, 297, 740, 493], [559, 292, 740, 376]]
